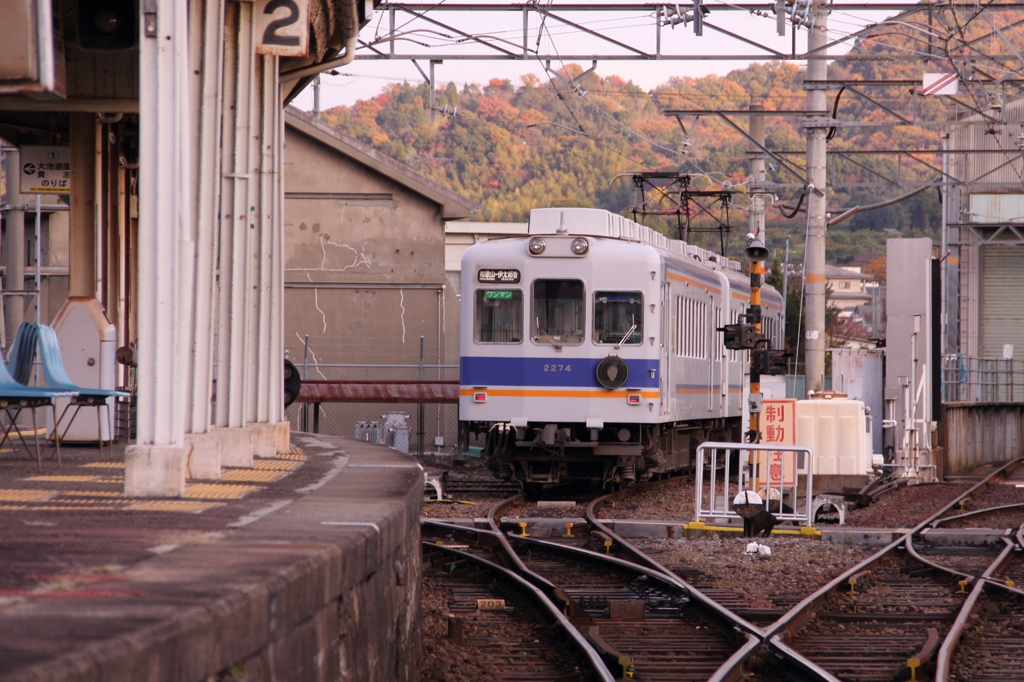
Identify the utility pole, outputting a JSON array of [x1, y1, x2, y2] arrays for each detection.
[[313, 75, 321, 119], [803, 1, 829, 394], [747, 103, 767, 442]]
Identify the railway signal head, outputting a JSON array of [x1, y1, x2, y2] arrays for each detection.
[[721, 323, 758, 350], [752, 349, 789, 375]]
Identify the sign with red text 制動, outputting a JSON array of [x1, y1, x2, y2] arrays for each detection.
[[756, 398, 797, 488]]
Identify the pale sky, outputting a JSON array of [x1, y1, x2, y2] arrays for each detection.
[[290, 2, 898, 111]]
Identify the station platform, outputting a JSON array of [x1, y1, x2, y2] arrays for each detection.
[[0, 432, 424, 682]]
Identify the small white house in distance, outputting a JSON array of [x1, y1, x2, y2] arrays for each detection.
[[825, 264, 878, 316], [444, 222, 529, 298]]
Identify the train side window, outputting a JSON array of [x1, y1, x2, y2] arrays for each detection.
[[532, 279, 585, 344], [674, 295, 708, 358], [475, 289, 523, 343], [594, 291, 642, 345]]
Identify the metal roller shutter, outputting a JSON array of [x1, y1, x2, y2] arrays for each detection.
[[981, 245, 1024, 358]]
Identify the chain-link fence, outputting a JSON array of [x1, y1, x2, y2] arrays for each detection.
[[284, 333, 461, 455]]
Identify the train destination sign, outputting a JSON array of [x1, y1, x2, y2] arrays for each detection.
[[478, 268, 520, 283]]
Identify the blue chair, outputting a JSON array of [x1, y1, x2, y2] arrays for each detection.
[[7, 322, 39, 385], [0, 325, 76, 468], [37, 324, 129, 458]]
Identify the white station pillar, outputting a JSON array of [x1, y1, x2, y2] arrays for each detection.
[[125, 0, 194, 497]]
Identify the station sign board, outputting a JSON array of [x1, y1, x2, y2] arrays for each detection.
[[20, 146, 71, 194], [255, 0, 310, 57], [756, 398, 797, 489]]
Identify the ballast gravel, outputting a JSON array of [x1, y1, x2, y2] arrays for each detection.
[[634, 534, 878, 610]]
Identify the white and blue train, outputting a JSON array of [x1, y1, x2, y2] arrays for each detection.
[[459, 208, 783, 486]]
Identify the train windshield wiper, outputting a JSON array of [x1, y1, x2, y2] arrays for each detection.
[[534, 318, 557, 346], [615, 320, 637, 349]]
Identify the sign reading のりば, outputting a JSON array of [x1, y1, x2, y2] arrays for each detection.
[[20, 146, 71, 194]]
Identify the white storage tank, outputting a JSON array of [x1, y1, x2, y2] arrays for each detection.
[[796, 395, 870, 476]]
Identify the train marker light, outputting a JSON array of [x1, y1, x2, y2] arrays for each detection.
[[571, 238, 589, 255], [627, 394, 641, 405], [473, 392, 487, 403], [528, 237, 546, 255]]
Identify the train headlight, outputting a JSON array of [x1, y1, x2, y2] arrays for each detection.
[[596, 356, 629, 389], [528, 237, 546, 255], [570, 238, 589, 255]]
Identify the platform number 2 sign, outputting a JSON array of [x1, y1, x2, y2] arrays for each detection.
[[255, 0, 309, 57]]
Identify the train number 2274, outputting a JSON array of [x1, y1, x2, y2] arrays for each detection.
[[543, 364, 571, 372]]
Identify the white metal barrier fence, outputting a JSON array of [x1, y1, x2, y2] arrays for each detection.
[[695, 442, 815, 527]]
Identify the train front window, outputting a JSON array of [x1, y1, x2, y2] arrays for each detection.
[[594, 291, 643, 345], [532, 279, 585, 344], [475, 289, 523, 343]]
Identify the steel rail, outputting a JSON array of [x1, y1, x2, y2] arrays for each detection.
[[483, 492, 575, 607], [902, 534, 980, 585], [422, 540, 617, 682], [585, 477, 844, 680], [930, 501, 1024, 527], [425, 519, 758, 680], [934, 536, 1017, 681], [760, 458, 1024, 661], [584, 477, 763, 635]]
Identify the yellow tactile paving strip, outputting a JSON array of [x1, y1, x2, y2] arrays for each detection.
[[183, 483, 261, 500], [0, 489, 59, 502], [61, 491, 124, 497], [220, 469, 287, 483], [125, 500, 223, 513], [1, 452, 306, 511], [45, 498, 127, 506], [25, 475, 101, 483], [272, 452, 307, 461], [253, 459, 300, 471]]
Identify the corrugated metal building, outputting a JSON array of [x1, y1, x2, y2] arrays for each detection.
[[946, 101, 1024, 360]]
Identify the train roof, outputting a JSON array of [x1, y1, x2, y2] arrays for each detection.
[[529, 208, 744, 273]]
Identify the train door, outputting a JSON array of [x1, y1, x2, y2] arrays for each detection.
[[660, 280, 671, 416], [705, 290, 714, 412]]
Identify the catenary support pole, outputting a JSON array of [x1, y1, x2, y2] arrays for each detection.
[[748, 104, 766, 442], [803, 1, 829, 394]]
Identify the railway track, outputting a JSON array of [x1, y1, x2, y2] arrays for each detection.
[[424, 520, 774, 682], [761, 457, 1024, 682], [445, 479, 523, 496], [422, 539, 614, 681], [423, 459, 1024, 681]]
